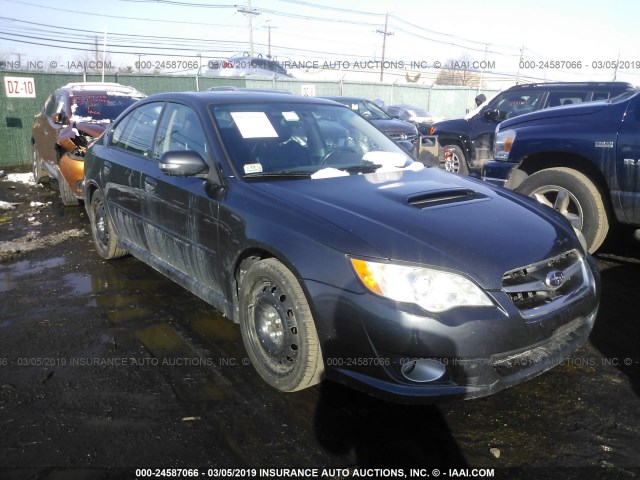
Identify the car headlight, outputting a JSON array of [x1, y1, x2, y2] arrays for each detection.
[[494, 128, 516, 160], [350, 258, 493, 312]]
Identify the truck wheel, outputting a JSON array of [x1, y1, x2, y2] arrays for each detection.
[[89, 190, 127, 259], [239, 258, 324, 392], [442, 145, 468, 175], [516, 167, 609, 253], [58, 176, 80, 206]]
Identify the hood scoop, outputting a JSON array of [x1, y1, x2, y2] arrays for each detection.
[[407, 188, 488, 208]]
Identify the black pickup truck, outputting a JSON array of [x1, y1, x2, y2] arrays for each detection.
[[482, 89, 640, 253], [430, 82, 634, 177]]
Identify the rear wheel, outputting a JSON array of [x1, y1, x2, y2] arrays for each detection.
[[442, 145, 469, 175], [516, 167, 609, 253], [239, 258, 324, 392], [89, 190, 127, 259]]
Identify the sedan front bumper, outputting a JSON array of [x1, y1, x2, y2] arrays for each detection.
[[305, 255, 600, 403]]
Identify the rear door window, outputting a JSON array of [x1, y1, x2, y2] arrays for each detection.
[[592, 92, 612, 101], [111, 102, 164, 157], [547, 91, 588, 107]]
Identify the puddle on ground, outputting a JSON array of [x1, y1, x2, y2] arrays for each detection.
[[63, 272, 93, 297], [0, 257, 66, 293]]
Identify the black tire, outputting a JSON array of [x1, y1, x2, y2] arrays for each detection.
[[31, 142, 49, 184], [58, 175, 80, 206], [239, 258, 324, 392], [88, 190, 127, 260], [516, 167, 609, 253], [442, 145, 469, 175]]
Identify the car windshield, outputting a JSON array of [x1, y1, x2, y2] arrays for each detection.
[[70, 93, 141, 123], [345, 100, 389, 120], [211, 102, 419, 178], [405, 106, 429, 117]]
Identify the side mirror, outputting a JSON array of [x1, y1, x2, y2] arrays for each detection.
[[483, 109, 501, 123], [159, 150, 208, 177], [52, 112, 65, 124]]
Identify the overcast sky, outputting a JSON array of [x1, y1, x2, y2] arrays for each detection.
[[1, 0, 638, 86]]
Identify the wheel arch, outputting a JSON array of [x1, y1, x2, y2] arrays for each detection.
[[510, 151, 612, 209], [84, 181, 100, 210], [230, 246, 311, 325], [438, 134, 473, 160]]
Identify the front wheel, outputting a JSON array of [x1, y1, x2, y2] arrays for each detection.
[[88, 190, 128, 260], [58, 176, 80, 206], [31, 142, 49, 184], [516, 167, 609, 253], [442, 145, 468, 175], [239, 258, 324, 392]]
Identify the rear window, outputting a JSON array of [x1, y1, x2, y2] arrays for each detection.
[[70, 93, 141, 123]]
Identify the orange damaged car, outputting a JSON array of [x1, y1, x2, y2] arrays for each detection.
[[31, 82, 145, 205]]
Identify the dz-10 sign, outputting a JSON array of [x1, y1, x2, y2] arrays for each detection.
[[4, 76, 36, 98]]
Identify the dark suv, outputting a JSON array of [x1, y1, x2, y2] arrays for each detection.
[[31, 82, 145, 205], [430, 82, 635, 176]]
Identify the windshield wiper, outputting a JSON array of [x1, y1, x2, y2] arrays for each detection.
[[243, 170, 313, 179], [343, 163, 382, 174]]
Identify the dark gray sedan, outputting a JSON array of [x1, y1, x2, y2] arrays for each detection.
[[83, 91, 599, 403]]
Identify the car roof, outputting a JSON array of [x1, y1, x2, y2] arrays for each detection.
[[505, 81, 635, 92], [321, 96, 373, 103], [207, 86, 292, 94], [59, 82, 145, 96], [138, 91, 342, 107], [388, 104, 421, 109]]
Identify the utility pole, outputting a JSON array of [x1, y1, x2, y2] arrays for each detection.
[[376, 12, 393, 82], [515, 45, 524, 84], [265, 22, 278, 59], [237, 0, 260, 56]]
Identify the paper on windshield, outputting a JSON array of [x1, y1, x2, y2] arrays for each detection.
[[230, 112, 278, 138]]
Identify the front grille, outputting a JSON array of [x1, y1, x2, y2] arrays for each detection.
[[388, 132, 417, 143], [502, 249, 589, 318]]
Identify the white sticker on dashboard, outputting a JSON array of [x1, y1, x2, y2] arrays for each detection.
[[243, 163, 264, 174]]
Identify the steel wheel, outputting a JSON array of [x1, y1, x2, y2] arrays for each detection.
[[89, 190, 127, 260], [239, 258, 323, 392]]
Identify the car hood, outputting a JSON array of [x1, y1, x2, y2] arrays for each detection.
[[431, 117, 469, 135], [412, 116, 441, 124], [369, 118, 416, 134], [251, 168, 579, 289], [500, 101, 609, 129], [74, 122, 108, 137]]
